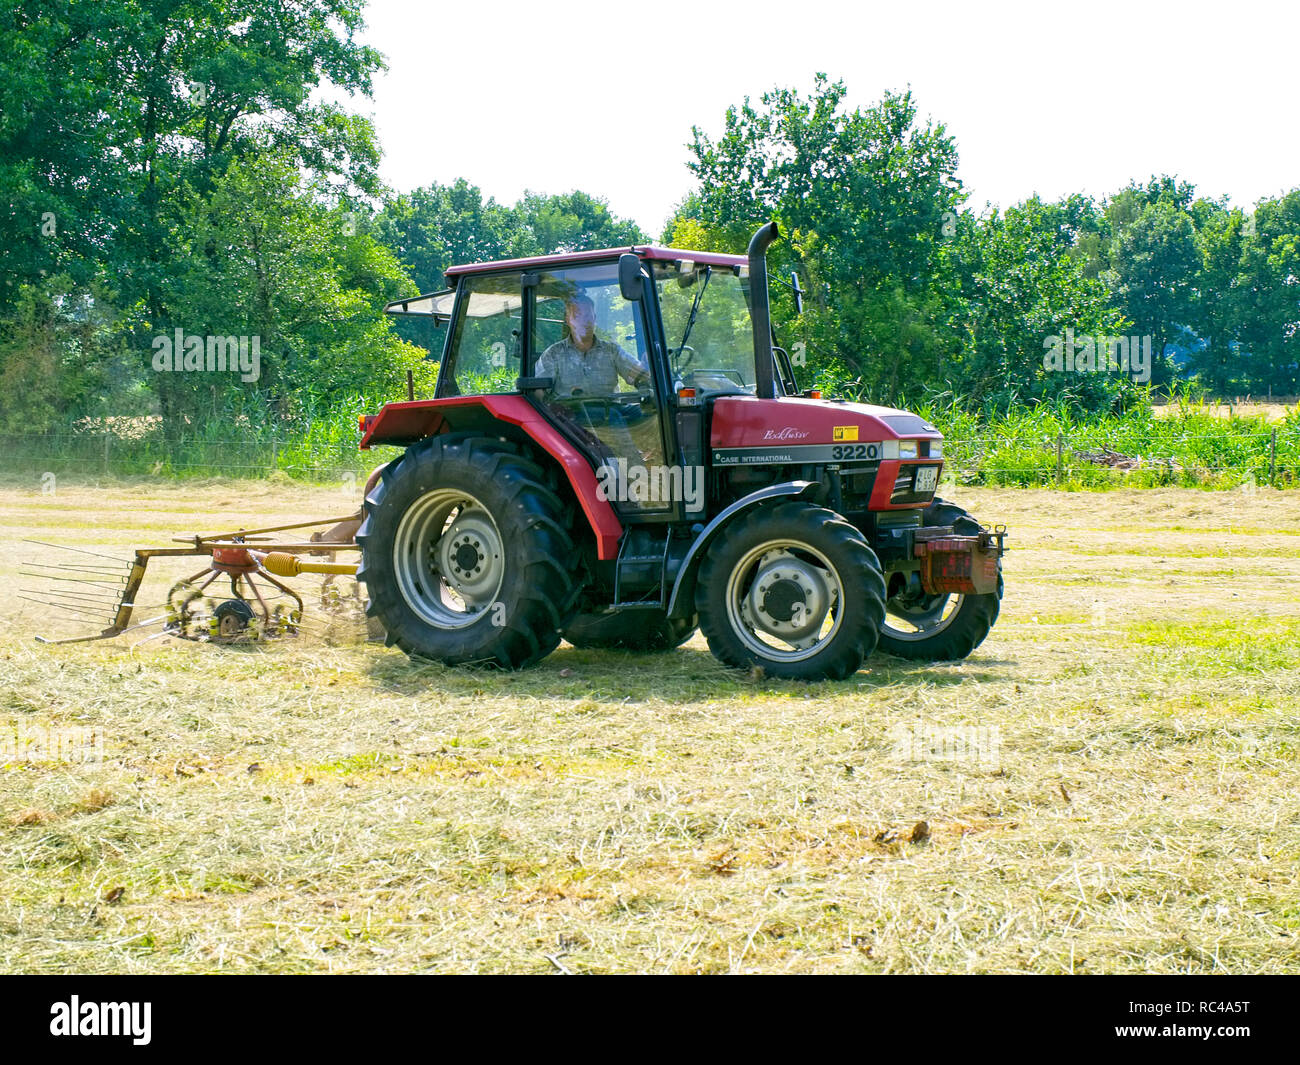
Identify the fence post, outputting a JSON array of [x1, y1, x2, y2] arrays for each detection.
[[1270, 428, 1277, 485], [270, 437, 278, 473], [1055, 432, 1064, 485], [102, 432, 111, 477]]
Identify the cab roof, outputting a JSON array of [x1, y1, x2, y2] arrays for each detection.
[[442, 245, 748, 278]]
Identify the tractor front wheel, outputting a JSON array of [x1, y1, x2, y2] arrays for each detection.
[[695, 502, 886, 681], [877, 498, 1002, 662], [357, 435, 578, 668]]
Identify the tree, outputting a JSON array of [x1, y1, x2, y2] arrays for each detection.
[[373, 180, 516, 294], [1107, 199, 1199, 386], [0, 1, 132, 306], [509, 191, 646, 256], [1234, 191, 1300, 395], [161, 153, 424, 424], [374, 184, 647, 294], [938, 198, 1127, 411], [1188, 198, 1245, 393], [0, 0, 392, 432], [674, 76, 1130, 411]]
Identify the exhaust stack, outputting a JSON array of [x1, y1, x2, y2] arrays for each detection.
[[747, 220, 780, 399]]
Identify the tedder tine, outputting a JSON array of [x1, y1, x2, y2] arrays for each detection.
[[27, 544, 209, 645]]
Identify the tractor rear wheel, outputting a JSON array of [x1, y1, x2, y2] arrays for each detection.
[[876, 498, 1002, 662], [563, 608, 697, 651], [356, 435, 579, 668], [695, 502, 886, 681]]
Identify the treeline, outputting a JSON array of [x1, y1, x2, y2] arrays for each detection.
[[0, 0, 647, 437], [1, 6, 1296, 446], [669, 77, 1300, 411]]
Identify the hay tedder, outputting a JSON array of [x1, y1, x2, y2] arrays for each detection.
[[31, 221, 1008, 679], [25, 503, 379, 647]]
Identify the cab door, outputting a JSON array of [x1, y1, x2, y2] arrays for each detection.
[[525, 261, 683, 516]]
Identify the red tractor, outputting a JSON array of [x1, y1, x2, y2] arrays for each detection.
[[357, 222, 1005, 681]]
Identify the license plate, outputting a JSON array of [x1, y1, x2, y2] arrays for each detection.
[[913, 466, 939, 494]]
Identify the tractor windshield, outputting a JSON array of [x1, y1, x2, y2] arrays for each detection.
[[653, 261, 757, 396]]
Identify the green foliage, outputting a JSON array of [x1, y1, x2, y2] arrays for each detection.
[[156, 153, 425, 426], [673, 78, 1299, 410], [3, 16, 1297, 483], [373, 183, 647, 294], [674, 76, 1134, 412], [913, 390, 1296, 488], [0, 0, 398, 439], [0, 277, 133, 435], [1232, 191, 1300, 394], [371, 180, 518, 293]]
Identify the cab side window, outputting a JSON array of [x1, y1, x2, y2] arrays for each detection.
[[440, 273, 523, 396]]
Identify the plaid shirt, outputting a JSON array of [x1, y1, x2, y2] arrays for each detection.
[[536, 336, 648, 396]]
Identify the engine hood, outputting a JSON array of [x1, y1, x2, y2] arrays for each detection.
[[709, 395, 941, 449]]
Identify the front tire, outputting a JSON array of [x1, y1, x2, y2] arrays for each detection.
[[695, 502, 886, 681], [877, 498, 1002, 662], [876, 582, 1001, 661], [356, 435, 579, 668]]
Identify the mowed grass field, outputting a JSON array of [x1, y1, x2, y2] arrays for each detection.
[[1, 477, 1298, 974]]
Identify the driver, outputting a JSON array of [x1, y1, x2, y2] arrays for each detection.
[[536, 294, 650, 396]]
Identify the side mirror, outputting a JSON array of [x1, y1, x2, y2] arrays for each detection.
[[618, 253, 644, 302]]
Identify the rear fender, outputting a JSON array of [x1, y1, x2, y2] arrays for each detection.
[[360, 396, 623, 559], [665, 480, 819, 619]]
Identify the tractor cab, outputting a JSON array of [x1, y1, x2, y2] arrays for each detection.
[[382, 241, 796, 518]]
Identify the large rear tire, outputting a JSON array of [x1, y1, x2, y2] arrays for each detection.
[[695, 502, 886, 681], [356, 435, 578, 668], [563, 608, 697, 651]]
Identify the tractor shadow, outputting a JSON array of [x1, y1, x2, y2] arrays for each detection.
[[360, 641, 1015, 706]]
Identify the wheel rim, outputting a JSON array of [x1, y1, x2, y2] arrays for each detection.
[[883, 593, 963, 641], [724, 540, 844, 662], [214, 599, 253, 637], [393, 489, 504, 629]]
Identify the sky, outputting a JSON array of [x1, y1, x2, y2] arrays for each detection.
[[354, 0, 1300, 236]]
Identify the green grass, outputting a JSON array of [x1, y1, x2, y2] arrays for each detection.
[[916, 393, 1299, 488], [2, 483, 1300, 973]]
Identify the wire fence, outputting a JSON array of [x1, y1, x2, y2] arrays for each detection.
[[935, 427, 1297, 487], [3, 427, 1296, 489], [3, 433, 401, 482]]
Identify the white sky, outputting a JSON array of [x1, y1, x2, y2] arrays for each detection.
[[355, 0, 1299, 236]]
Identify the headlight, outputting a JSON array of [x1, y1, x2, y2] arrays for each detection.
[[898, 441, 918, 459], [930, 441, 943, 458]]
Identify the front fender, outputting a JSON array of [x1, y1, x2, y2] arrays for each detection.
[[665, 480, 820, 619]]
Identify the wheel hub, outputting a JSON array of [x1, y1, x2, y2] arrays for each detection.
[[394, 491, 507, 630], [761, 578, 804, 623], [436, 510, 501, 608], [453, 541, 481, 574], [742, 549, 834, 646]]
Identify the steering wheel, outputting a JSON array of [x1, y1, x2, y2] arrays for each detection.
[[552, 393, 645, 425]]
